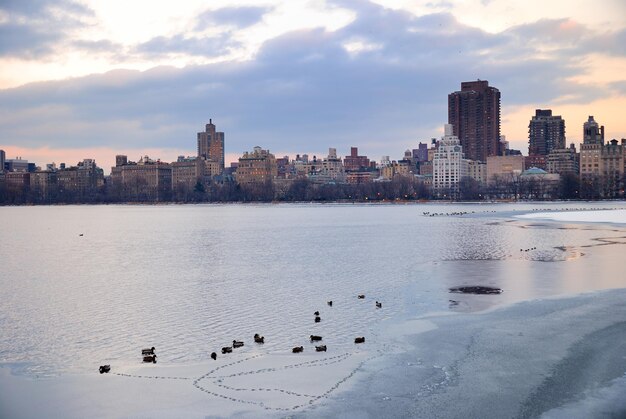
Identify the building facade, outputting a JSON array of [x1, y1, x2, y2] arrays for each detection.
[[433, 124, 469, 196], [448, 80, 501, 162], [528, 109, 565, 156], [110, 156, 172, 201], [580, 116, 605, 180], [343, 147, 370, 171], [486, 155, 525, 183], [235, 147, 277, 185], [171, 156, 204, 194], [547, 144, 578, 175], [197, 119, 225, 174]]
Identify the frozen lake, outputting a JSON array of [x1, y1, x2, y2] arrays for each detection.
[[1, 202, 626, 417]]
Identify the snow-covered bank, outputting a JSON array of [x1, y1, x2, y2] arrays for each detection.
[[309, 288, 626, 418], [517, 208, 626, 225]]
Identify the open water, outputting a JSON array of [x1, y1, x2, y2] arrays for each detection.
[[1, 202, 625, 378]]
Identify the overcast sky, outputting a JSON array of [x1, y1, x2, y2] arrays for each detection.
[[1, 0, 625, 171]]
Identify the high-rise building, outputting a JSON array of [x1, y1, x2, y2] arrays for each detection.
[[528, 109, 565, 156], [580, 116, 605, 179], [197, 119, 225, 173], [448, 80, 501, 162], [433, 124, 469, 196], [583, 115, 604, 145], [0, 149, 5, 173]]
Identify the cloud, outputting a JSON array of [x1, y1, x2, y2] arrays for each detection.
[[134, 33, 238, 59], [0, 1, 624, 160], [195, 6, 271, 30], [0, 0, 93, 59]]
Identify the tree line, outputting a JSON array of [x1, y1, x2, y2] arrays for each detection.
[[1, 172, 624, 204]]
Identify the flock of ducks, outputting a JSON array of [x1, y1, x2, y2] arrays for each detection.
[[97, 293, 388, 373], [99, 294, 383, 372], [205, 295, 379, 359]]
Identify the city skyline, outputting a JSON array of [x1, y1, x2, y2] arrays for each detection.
[[1, 0, 625, 171]]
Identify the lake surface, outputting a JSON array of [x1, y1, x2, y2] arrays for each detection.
[[1, 202, 626, 378]]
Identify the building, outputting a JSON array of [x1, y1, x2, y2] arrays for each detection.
[[467, 160, 487, 184], [414, 143, 429, 162], [583, 115, 605, 144], [528, 109, 565, 156], [345, 171, 375, 184], [4, 157, 31, 173], [580, 116, 605, 179], [235, 147, 277, 185], [524, 155, 547, 171], [319, 148, 345, 183], [51, 159, 104, 199], [171, 156, 204, 194], [0, 149, 5, 173], [276, 156, 291, 179], [197, 119, 225, 173], [486, 155, 525, 183], [448, 80, 501, 162], [343, 147, 370, 171], [110, 155, 172, 201], [600, 139, 625, 197], [30, 170, 57, 201], [419, 161, 433, 176], [547, 144, 578, 175], [433, 124, 469, 196], [4, 172, 30, 193], [520, 167, 560, 199]]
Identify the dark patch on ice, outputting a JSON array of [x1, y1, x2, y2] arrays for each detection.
[[449, 286, 503, 295]]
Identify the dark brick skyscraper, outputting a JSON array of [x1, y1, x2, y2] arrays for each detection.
[[448, 80, 501, 162], [528, 109, 565, 156]]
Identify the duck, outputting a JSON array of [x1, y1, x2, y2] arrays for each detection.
[[292, 346, 304, 353]]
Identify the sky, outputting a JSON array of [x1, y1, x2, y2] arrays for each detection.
[[1, 0, 625, 172]]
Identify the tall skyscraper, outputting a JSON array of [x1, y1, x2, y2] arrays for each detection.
[[197, 119, 225, 173], [528, 109, 565, 156], [448, 80, 501, 162], [0, 149, 5, 173]]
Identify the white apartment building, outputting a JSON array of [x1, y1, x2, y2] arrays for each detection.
[[433, 124, 469, 196]]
